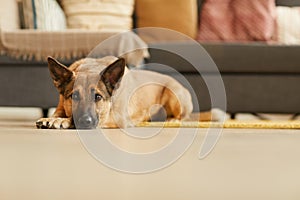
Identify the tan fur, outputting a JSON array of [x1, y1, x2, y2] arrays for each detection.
[[36, 56, 220, 129]]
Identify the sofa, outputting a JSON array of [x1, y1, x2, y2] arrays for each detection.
[[1, 0, 300, 117]]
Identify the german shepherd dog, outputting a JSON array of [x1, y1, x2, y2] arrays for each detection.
[[36, 56, 222, 129]]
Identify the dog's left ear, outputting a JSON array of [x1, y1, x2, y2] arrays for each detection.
[[100, 58, 126, 95]]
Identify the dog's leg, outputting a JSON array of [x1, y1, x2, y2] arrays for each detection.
[[160, 87, 193, 120], [160, 87, 228, 122], [52, 95, 67, 118], [36, 95, 73, 129]]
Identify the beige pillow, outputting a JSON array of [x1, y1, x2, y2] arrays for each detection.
[[61, 0, 134, 32], [135, 0, 198, 42]]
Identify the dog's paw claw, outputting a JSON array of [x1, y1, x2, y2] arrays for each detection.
[[36, 118, 72, 129]]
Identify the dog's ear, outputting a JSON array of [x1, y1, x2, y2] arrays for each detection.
[[47, 57, 73, 93], [100, 58, 125, 96]]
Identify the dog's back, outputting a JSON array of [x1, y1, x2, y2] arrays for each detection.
[[98, 57, 193, 127]]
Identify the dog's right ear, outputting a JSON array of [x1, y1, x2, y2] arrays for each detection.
[[47, 57, 73, 93]]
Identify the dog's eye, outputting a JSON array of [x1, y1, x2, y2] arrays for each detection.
[[94, 94, 102, 102], [72, 91, 80, 101]]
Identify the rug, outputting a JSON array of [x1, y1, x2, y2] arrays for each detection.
[[138, 120, 300, 129]]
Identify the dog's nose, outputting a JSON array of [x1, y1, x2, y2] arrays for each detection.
[[77, 114, 95, 129]]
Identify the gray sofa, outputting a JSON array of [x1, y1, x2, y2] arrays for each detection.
[[147, 42, 300, 115], [1, 0, 300, 117]]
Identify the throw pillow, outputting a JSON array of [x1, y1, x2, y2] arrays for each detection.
[[20, 0, 67, 30], [0, 1, 20, 30], [60, 0, 134, 32], [197, 0, 276, 42], [276, 6, 300, 44], [135, 0, 198, 41]]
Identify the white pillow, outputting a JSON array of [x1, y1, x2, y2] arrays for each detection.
[[276, 6, 300, 44], [21, 0, 67, 30]]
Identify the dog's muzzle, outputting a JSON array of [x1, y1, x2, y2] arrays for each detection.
[[75, 114, 98, 129]]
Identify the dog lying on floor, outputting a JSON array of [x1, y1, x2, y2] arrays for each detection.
[[36, 56, 223, 129]]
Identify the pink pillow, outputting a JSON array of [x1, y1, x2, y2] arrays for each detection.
[[197, 0, 276, 42]]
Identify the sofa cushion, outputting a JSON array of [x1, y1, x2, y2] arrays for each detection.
[[20, 0, 67, 30], [61, 0, 134, 32], [146, 42, 300, 73], [198, 0, 276, 42], [135, 0, 198, 42]]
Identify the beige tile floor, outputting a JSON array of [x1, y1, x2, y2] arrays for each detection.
[[1, 107, 300, 200]]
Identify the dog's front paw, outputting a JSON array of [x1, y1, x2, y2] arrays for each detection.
[[36, 118, 73, 129]]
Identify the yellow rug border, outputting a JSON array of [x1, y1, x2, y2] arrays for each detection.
[[137, 120, 300, 129]]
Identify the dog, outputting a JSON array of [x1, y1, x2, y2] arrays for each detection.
[[36, 56, 223, 129]]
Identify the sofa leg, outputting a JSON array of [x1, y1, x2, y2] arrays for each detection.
[[291, 113, 300, 120], [42, 108, 49, 118], [230, 113, 236, 120]]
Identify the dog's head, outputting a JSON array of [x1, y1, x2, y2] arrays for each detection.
[[47, 57, 125, 129]]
